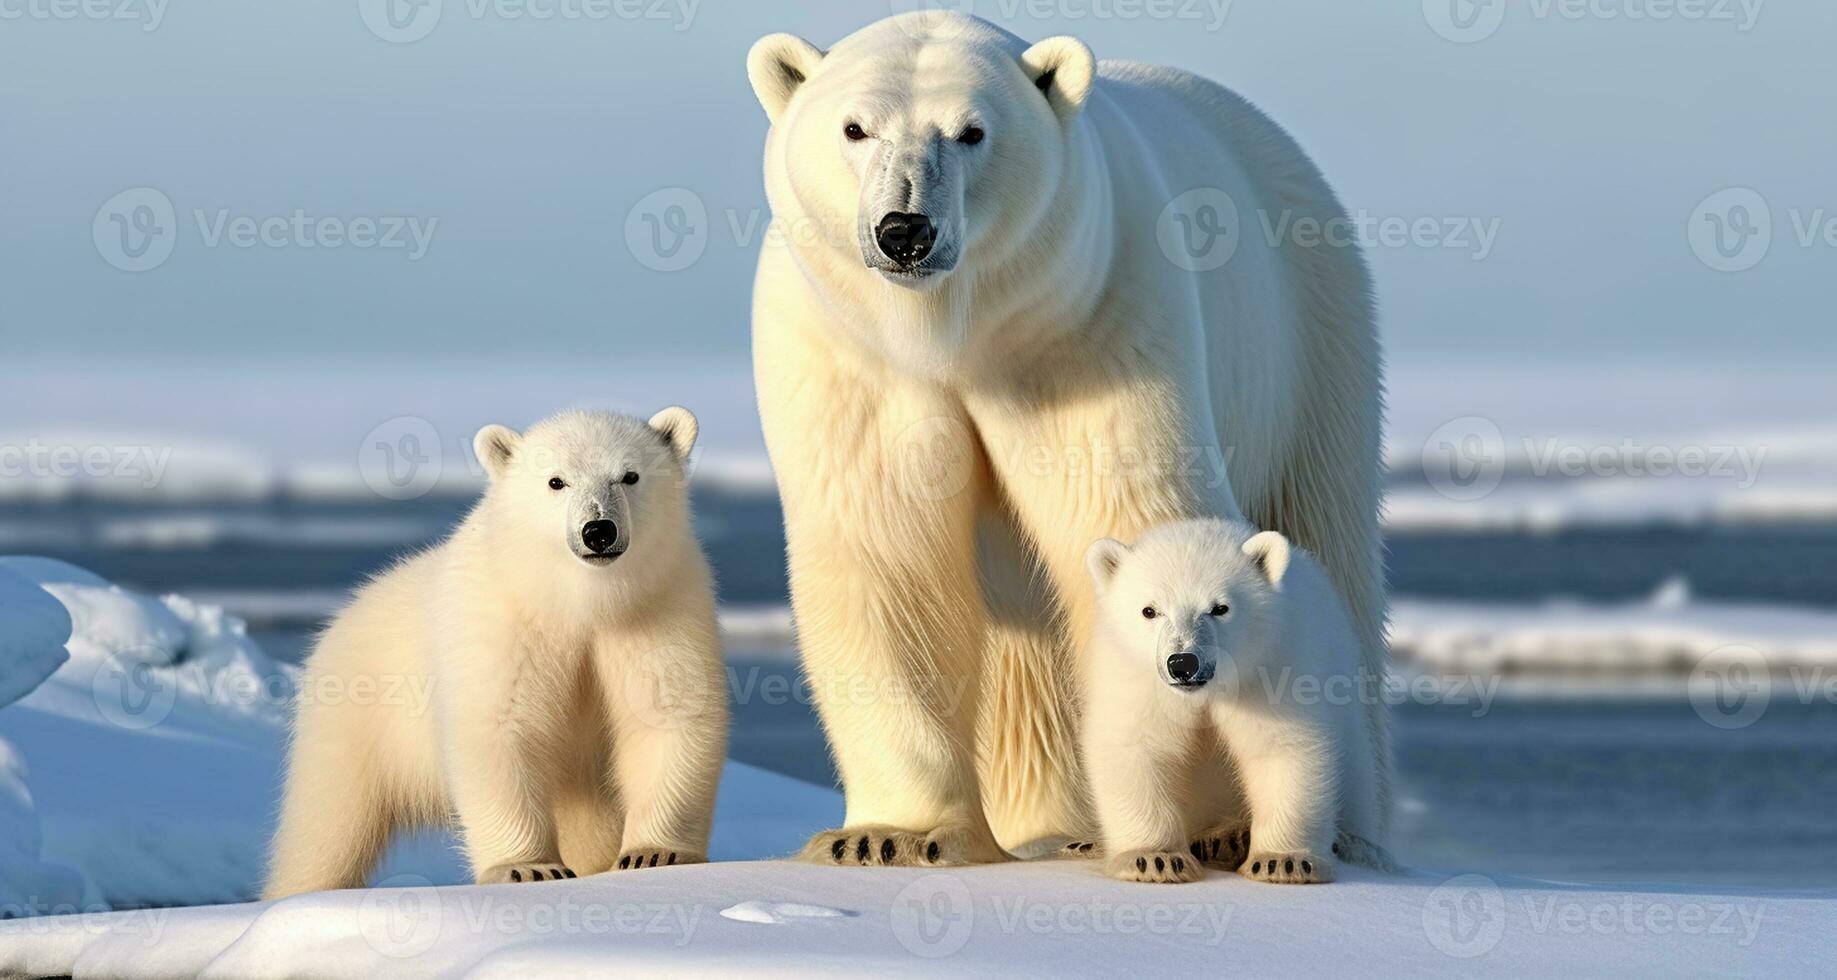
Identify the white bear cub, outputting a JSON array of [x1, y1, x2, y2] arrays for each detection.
[[264, 408, 727, 898], [1082, 518, 1387, 884]]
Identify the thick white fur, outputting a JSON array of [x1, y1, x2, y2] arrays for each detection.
[[263, 409, 726, 898], [1083, 519, 1386, 884], [748, 12, 1387, 860]]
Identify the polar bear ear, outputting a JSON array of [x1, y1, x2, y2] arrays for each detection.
[[473, 425, 521, 482], [1242, 531, 1292, 586], [747, 33, 825, 125], [1020, 36, 1096, 121], [647, 406, 699, 463], [1085, 538, 1129, 591]]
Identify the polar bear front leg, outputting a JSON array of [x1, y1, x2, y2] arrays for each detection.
[[758, 353, 1004, 866], [1213, 704, 1339, 884], [597, 620, 726, 871], [1082, 686, 1204, 884]]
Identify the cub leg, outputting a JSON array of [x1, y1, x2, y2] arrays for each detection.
[[1213, 703, 1338, 884]]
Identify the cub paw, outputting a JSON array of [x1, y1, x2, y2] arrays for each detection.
[[1107, 849, 1204, 884], [1060, 841, 1100, 859], [1240, 851, 1334, 884], [477, 861, 576, 885], [1188, 824, 1250, 871], [614, 848, 703, 870], [800, 824, 1005, 867]]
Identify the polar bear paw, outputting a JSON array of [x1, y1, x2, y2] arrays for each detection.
[[614, 848, 703, 870], [1189, 824, 1251, 871], [1107, 849, 1204, 884], [801, 824, 1004, 867], [1332, 832, 1398, 871], [1060, 841, 1100, 858], [477, 861, 576, 884], [1240, 850, 1334, 884]]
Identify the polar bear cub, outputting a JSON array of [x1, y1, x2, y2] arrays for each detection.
[[1081, 518, 1388, 884], [264, 408, 727, 898]]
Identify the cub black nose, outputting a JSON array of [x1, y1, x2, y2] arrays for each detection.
[[581, 520, 620, 555], [875, 212, 936, 266], [1167, 652, 1202, 683]]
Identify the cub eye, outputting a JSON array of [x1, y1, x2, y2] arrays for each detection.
[[621, 471, 640, 486], [958, 126, 985, 145], [1210, 603, 1230, 617], [844, 121, 868, 141], [1142, 606, 1157, 620], [548, 477, 566, 491]]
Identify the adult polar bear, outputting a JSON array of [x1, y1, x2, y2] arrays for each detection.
[[747, 11, 1386, 863]]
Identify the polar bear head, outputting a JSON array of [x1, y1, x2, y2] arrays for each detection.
[[1086, 519, 1294, 693], [747, 12, 1094, 293], [472, 408, 698, 571]]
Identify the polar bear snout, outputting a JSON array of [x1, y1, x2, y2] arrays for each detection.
[[581, 520, 622, 558], [1162, 646, 1218, 691], [875, 211, 937, 267]]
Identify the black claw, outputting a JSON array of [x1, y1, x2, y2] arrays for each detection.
[[1136, 857, 1148, 873], [1333, 843, 1342, 856], [1154, 856, 1165, 873], [667, 853, 677, 865], [1190, 842, 1204, 860], [1172, 857, 1185, 873], [619, 856, 631, 869], [535, 869, 549, 881], [1285, 859, 1295, 874], [511, 869, 523, 882], [649, 854, 660, 868], [1080, 843, 1094, 853], [1301, 861, 1313, 875], [1251, 861, 1261, 874], [831, 838, 847, 861], [855, 836, 870, 862], [881, 839, 896, 863], [565, 869, 577, 878], [927, 841, 941, 862]]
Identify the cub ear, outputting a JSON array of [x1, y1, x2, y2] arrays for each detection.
[[1020, 36, 1095, 121], [747, 33, 825, 125], [1085, 538, 1129, 591], [1242, 531, 1292, 586], [473, 424, 521, 481], [648, 406, 699, 463]]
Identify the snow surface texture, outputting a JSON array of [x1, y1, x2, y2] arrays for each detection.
[[0, 557, 295, 912], [2, 858, 1829, 977]]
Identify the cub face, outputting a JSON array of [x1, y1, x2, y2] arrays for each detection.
[[746, 14, 1096, 290], [1085, 520, 1293, 694], [472, 408, 697, 570]]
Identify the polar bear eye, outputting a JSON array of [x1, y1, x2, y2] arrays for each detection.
[[621, 471, 640, 486], [1141, 606, 1157, 620], [548, 477, 566, 491], [1210, 603, 1230, 618], [958, 126, 985, 146], [844, 121, 869, 141]]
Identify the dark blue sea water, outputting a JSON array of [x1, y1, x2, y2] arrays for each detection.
[[6, 493, 1835, 887]]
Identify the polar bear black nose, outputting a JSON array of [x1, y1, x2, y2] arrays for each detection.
[[581, 520, 620, 555], [875, 212, 936, 265], [1167, 652, 1202, 683]]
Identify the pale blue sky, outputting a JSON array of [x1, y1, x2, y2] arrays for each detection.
[[4, 0, 1833, 365]]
